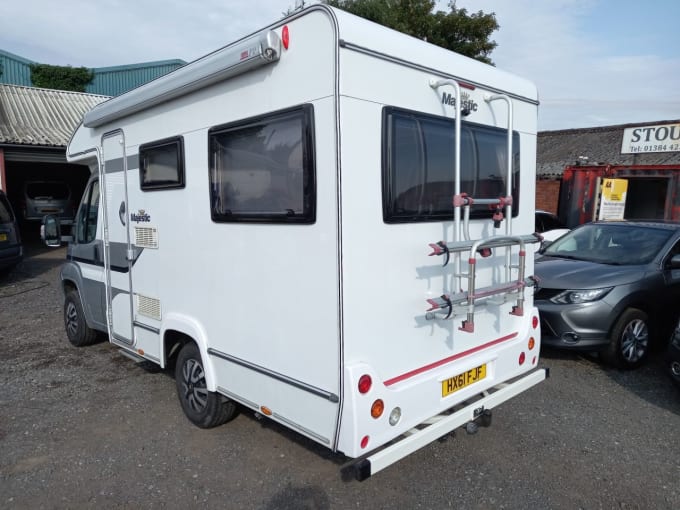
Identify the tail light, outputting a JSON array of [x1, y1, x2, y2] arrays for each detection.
[[358, 374, 372, 394]]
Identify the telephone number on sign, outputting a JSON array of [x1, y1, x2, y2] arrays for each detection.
[[628, 143, 680, 153]]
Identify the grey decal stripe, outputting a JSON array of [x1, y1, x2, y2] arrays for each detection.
[[338, 39, 539, 106], [272, 412, 330, 445], [104, 157, 125, 173], [133, 321, 160, 334], [208, 348, 340, 403], [217, 387, 259, 410], [103, 154, 139, 173]]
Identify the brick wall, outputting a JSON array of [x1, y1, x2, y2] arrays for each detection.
[[536, 180, 561, 214]]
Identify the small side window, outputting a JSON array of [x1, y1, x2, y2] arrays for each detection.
[[139, 137, 185, 191], [76, 180, 100, 244]]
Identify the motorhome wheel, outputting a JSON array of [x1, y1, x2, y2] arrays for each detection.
[[64, 290, 98, 347], [175, 342, 237, 428]]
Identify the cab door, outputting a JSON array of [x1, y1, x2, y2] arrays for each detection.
[[68, 177, 106, 329]]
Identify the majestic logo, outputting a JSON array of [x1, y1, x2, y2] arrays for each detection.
[[441, 91, 478, 114], [130, 209, 151, 223]]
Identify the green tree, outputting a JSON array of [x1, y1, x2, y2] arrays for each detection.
[[324, 0, 498, 64], [29, 64, 94, 92]]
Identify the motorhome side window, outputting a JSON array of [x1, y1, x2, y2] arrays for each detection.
[[382, 107, 520, 223], [76, 180, 100, 244], [139, 137, 185, 190], [209, 105, 315, 224]]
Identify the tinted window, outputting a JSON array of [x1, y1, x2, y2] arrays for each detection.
[[382, 107, 519, 223], [0, 194, 14, 223], [536, 212, 565, 232], [76, 181, 100, 244], [209, 105, 315, 224], [26, 182, 70, 199], [545, 224, 672, 265], [139, 137, 185, 190]]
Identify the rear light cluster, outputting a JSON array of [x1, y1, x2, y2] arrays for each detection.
[[357, 372, 401, 450], [520, 314, 540, 366]]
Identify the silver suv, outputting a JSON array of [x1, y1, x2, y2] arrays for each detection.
[[22, 181, 75, 222]]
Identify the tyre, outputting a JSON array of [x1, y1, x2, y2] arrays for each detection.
[[602, 308, 650, 369], [175, 342, 237, 428], [64, 289, 98, 347]]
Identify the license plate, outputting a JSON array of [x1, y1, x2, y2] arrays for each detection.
[[0, 233, 7, 242], [441, 364, 487, 397]]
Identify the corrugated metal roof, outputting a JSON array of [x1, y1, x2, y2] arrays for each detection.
[[538, 120, 680, 178], [0, 84, 109, 147]]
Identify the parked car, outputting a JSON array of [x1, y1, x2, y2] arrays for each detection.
[[22, 180, 75, 222], [535, 210, 566, 233], [534, 221, 680, 369], [667, 316, 680, 388], [0, 190, 23, 274], [535, 210, 570, 248]]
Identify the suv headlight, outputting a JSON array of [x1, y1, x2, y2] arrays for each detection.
[[550, 287, 613, 304]]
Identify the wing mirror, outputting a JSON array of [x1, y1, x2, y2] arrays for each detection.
[[41, 215, 62, 247]]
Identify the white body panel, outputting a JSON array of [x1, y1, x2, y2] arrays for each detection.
[[65, 5, 544, 475]]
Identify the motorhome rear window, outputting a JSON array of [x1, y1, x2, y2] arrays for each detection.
[[382, 107, 520, 223], [209, 105, 316, 224], [139, 137, 185, 190]]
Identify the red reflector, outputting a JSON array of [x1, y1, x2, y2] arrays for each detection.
[[358, 374, 372, 394], [532, 316, 539, 329], [532, 356, 537, 365], [361, 435, 369, 449], [519, 352, 526, 365], [282, 25, 290, 50]]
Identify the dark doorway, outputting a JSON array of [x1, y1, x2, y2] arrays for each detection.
[[624, 178, 668, 220]]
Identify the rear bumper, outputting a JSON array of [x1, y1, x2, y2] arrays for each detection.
[[348, 368, 548, 481]]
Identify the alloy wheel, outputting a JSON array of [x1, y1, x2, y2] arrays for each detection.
[[620, 319, 648, 363]]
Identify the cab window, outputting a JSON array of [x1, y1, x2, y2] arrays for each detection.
[[76, 180, 100, 244]]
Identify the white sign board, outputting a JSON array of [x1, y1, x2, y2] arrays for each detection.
[[621, 122, 680, 154]]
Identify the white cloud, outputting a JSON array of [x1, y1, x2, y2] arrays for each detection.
[[454, 0, 680, 129], [2, 0, 678, 129]]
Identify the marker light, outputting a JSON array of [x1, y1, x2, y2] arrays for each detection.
[[260, 406, 272, 416], [371, 399, 384, 419], [528, 337, 535, 350], [361, 435, 369, 449], [358, 374, 372, 394], [519, 352, 526, 365], [532, 316, 539, 329], [282, 26, 290, 50]]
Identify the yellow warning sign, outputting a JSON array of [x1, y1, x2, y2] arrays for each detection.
[[598, 178, 628, 220]]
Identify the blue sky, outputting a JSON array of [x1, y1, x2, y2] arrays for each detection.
[[1, 0, 678, 130]]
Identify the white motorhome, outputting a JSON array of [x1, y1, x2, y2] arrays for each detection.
[[46, 5, 547, 480]]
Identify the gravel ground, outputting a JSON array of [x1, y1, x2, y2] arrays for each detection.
[[1, 245, 679, 509]]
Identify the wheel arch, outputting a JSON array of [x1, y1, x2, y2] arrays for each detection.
[[162, 313, 216, 391]]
